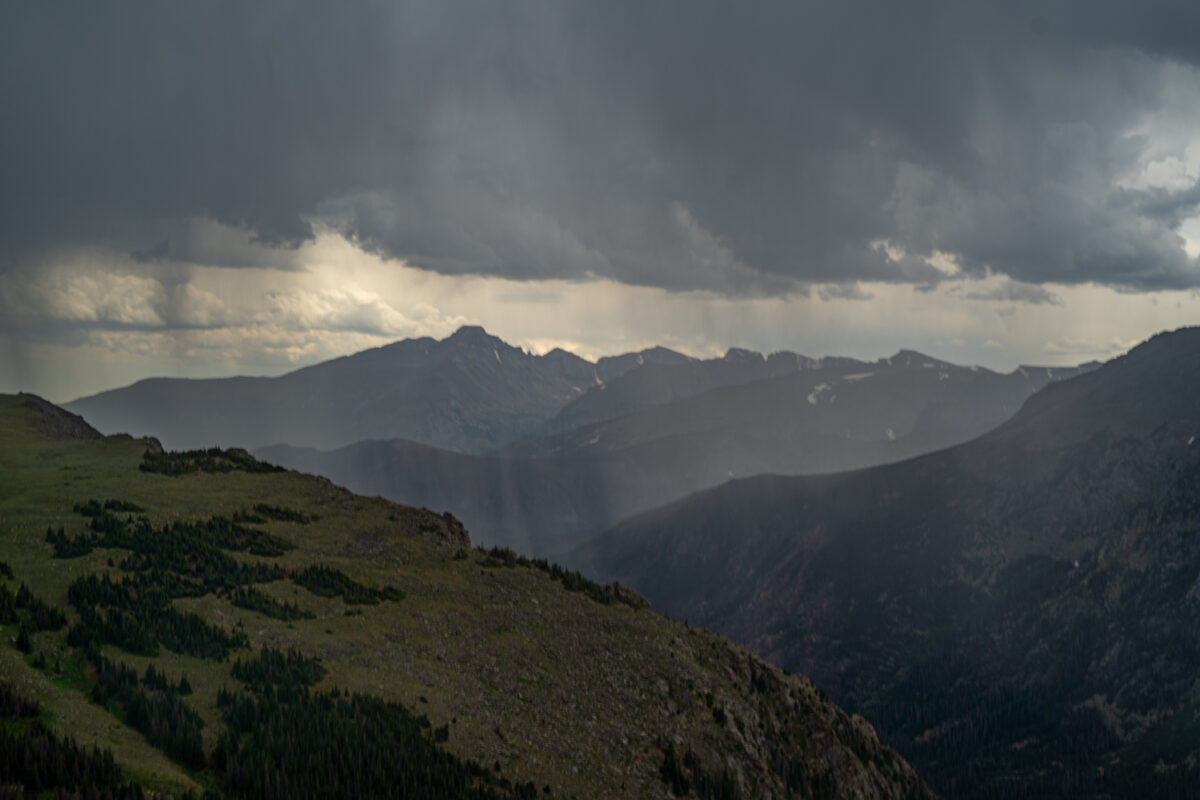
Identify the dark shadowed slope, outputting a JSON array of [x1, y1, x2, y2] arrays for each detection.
[[0, 393, 933, 800], [574, 327, 1200, 799]]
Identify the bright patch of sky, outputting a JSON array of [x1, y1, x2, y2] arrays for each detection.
[[3, 225, 1197, 402]]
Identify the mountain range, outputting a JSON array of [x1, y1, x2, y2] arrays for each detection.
[[68, 325, 1093, 555], [571, 326, 1200, 798], [66, 326, 603, 453], [260, 331, 1090, 553], [19, 323, 1200, 798]]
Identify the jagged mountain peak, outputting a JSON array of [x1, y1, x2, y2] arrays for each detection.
[[640, 345, 693, 361], [540, 346, 590, 365], [443, 324, 507, 349], [723, 347, 764, 362], [885, 348, 952, 368]]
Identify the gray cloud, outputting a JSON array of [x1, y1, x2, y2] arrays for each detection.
[[818, 283, 875, 302], [4, 1, 1200, 295], [960, 281, 1063, 306], [130, 240, 171, 265]]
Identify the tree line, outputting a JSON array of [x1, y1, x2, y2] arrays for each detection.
[[213, 683, 538, 800], [141, 447, 286, 476], [480, 546, 648, 610]]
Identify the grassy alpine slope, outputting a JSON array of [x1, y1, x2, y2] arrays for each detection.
[[0, 393, 932, 799]]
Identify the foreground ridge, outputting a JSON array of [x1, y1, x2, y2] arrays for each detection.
[[0, 394, 933, 799]]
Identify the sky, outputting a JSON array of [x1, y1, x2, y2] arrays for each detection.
[[4, 1, 1200, 401]]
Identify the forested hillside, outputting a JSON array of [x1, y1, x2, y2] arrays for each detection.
[[0, 393, 932, 799]]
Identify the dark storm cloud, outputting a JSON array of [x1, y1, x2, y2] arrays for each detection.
[[4, 1, 1200, 294], [130, 241, 172, 265]]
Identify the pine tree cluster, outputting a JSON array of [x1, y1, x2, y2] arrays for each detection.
[[292, 565, 404, 605], [0, 581, 67, 642], [234, 504, 316, 525], [0, 682, 41, 719], [87, 651, 205, 770], [141, 447, 286, 476], [480, 546, 649, 610], [212, 685, 540, 800], [228, 586, 314, 621], [231, 647, 327, 691], [67, 572, 248, 659], [0, 683, 215, 800]]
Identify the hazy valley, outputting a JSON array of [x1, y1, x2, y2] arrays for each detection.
[[74, 327, 1092, 555]]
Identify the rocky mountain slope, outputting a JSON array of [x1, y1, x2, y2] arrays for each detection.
[[0, 392, 933, 800], [572, 327, 1200, 799]]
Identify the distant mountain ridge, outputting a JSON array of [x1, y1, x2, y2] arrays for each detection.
[[498, 349, 1091, 474], [65, 328, 732, 453], [66, 326, 612, 453], [571, 326, 1200, 798], [259, 343, 1092, 555], [68, 326, 1091, 459], [545, 346, 808, 434], [69, 326, 1094, 558]]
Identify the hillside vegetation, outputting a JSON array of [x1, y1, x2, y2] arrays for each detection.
[[0, 393, 931, 799]]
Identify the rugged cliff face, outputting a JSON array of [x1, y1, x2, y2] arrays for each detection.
[[0, 393, 933, 800], [576, 327, 1200, 798]]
